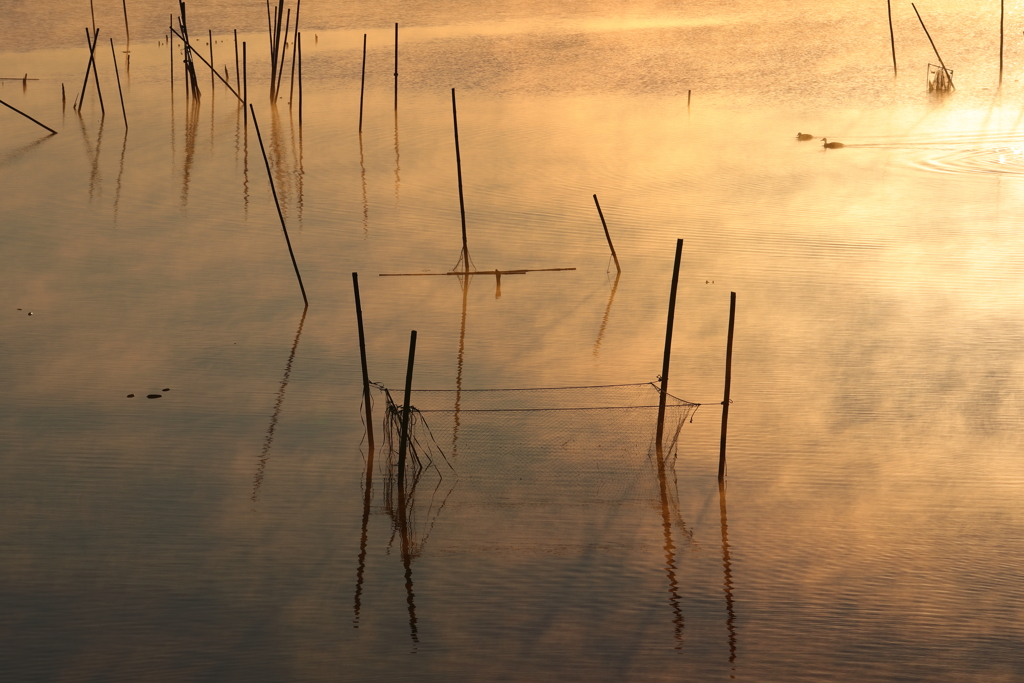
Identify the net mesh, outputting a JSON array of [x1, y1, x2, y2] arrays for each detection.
[[372, 382, 701, 555]]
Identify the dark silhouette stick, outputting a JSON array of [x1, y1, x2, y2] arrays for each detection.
[[911, 3, 954, 89], [394, 23, 399, 110], [0, 98, 57, 135], [592, 194, 621, 272], [719, 292, 736, 481], [352, 272, 375, 453], [122, 0, 131, 49], [170, 26, 243, 102], [250, 105, 309, 307], [397, 330, 417, 491], [452, 88, 471, 271], [77, 28, 102, 114], [887, 0, 897, 76], [656, 239, 683, 448], [233, 29, 240, 93], [288, 0, 301, 105], [358, 34, 366, 132], [109, 38, 128, 129]]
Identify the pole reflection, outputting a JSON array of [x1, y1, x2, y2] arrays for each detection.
[[251, 307, 307, 504], [719, 480, 738, 669], [654, 436, 685, 649], [592, 270, 621, 357]]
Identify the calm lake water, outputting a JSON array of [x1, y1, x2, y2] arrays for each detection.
[[4, 0, 1024, 680]]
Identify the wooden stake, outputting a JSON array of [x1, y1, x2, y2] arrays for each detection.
[[250, 104, 309, 307], [88, 29, 105, 116], [887, 0, 897, 76], [243, 41, 248, 124], [109, 38, 128, 129], [358, 33, 366, 132], [233, 29, 240, 93], [0, 98, 58, 135], [1000, 0, 1005, 86], [288, 0, 301, 105], [62, 83, 66, 110], [394, 23, 399, 110], [911, 3, 954, 88], [275, 8, 290, 99], [592, 194, 621, 273], [452, 88, 470, 271], [718, 291, 736, 481], [656, 239, 684, 448], [397, 330, 418, 491], [352, 272, 375, 453], [170, 18, 174, 94], [209, 29, 214, 92], [122, 0, 131, 49], [77, 28, 103, 115], [297, 32, 303, 125]]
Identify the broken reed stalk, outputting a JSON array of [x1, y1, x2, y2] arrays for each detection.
[[109, 38, 128, 129], [77, 28, 103, 115], [170, 26, 243, 102], [719, 292, 736, 481], [887, 0, 897, 76], [451, 88, 471, 270], [250, 104, 309, 307], [592, 194, 621, 273], [397, 329, 418, 491], [358, 33, 366, 132], [911, 3, 954, 89], [656, 238, 684, 448], [288, 0, 301, 105], [394, 23, 398, 110], [0, 98, 58, 135], [351, 272, 375, 453]]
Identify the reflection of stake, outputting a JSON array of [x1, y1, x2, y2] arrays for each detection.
[[252, 308, 307, 503], [593, 270, 621, 356], [396, 460, 419, 645], [655, 436, 685, 648], [656, 239, 684, 450], [251, 105, 309, 307], [719, 480, 737, 665], [453, 274, 470, 457]]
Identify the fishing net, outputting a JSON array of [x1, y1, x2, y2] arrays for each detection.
[[371, 382, 702, 555], [928, 63, 954, 92]]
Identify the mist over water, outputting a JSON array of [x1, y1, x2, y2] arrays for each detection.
[[3, 0, 1024, 680]]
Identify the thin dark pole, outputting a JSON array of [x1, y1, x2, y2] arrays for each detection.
[[718, 291, 736, 481], [887, 0, 897, 77], [592, 194, 621, 273], [109, 38, 128, 129], [352, 272, 375, 453], [170, 18, 174, 93], [209, 29, 214, 92], [88, 29, 105, 115], [452, 88, 470, 270], [297, 32, 303, 125], [62, 83, 66, 110], [170, 26, 243, 101], [358, 33, 366, 132], [250, 104, 309, 307], [911, 3, 953, 86], [397, 330, 418, 491], [0, 98, 57, 135], [233, 29, 240, 93], [275, 8, 290, 99], [1000, 0, 1005, 86], [656, 239, 684, 447], [243, 41, 248, 124], [77, 28, 101, 114], [288, 0, 300, 105], [394, 23, 398, 110], [122, 0, 131, 49]]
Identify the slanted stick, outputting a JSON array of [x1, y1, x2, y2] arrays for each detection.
[[358, 34, 366, 132], [110, 38, 128, 128], [0, 98, 58, 134]]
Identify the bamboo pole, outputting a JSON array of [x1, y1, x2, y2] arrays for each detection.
[[170, 27, 243, 102], [394, 23, 399, 110], [288, 0, 301, 105], [88, 29, 105, 115], [452, 88, 471, 271], [109, 38, 128, 129], [656, 239, 684, 448], [122, 0, 131, 49], [358, 33, 367, 132], [718, 291, 736, 481], [297, 32, 303, 125], [233, 29, 240, 93], [170, 18, 174, 94], [887, 0, 897, 76], [0, 98, 58, 135], [911, 3, 954, 88], [275, 8, 290, 99], [592, 194, 621, 273], [209, 29, 214, 92], [77, 28, 103, 115], [397, 330, 418, 491], [243, 41, 248, 124], [250, 104, 309, 307], [352, 272, 375, 453], [1000, 0, 1005, 86]]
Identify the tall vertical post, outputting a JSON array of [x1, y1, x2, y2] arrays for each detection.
[[718, 291, 736, 481], [234, 29, 240, 92], [887, 0, 897, 77], [122, 0, 131, 49], [452, 88, 470, 271], [242, 41, 248, 125], [397, 330, 418, 491], [297, 32, 303, 125], [352, 273, 374, 453], [1000, 0, 1005, 86], [592, 194, 621, 273], [656, 239, 684, 447], [394, 23, 399, 110], [358, 33, 367, 132], [208, 29, 214, 92]]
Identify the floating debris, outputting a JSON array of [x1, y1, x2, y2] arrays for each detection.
[[146, 394, 161, 399], [127, 394, 135, 398]]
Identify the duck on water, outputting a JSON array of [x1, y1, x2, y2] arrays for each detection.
[[822, 138, 844, 149]]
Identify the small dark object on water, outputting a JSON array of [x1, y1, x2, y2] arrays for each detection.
[[147, 394, 162, 399], [796, 132, 814, 140], [162, 388, 170, 391], [27, 312, 33, 316], [127, 394, 135, 398], [822, 138, 844, 149]]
